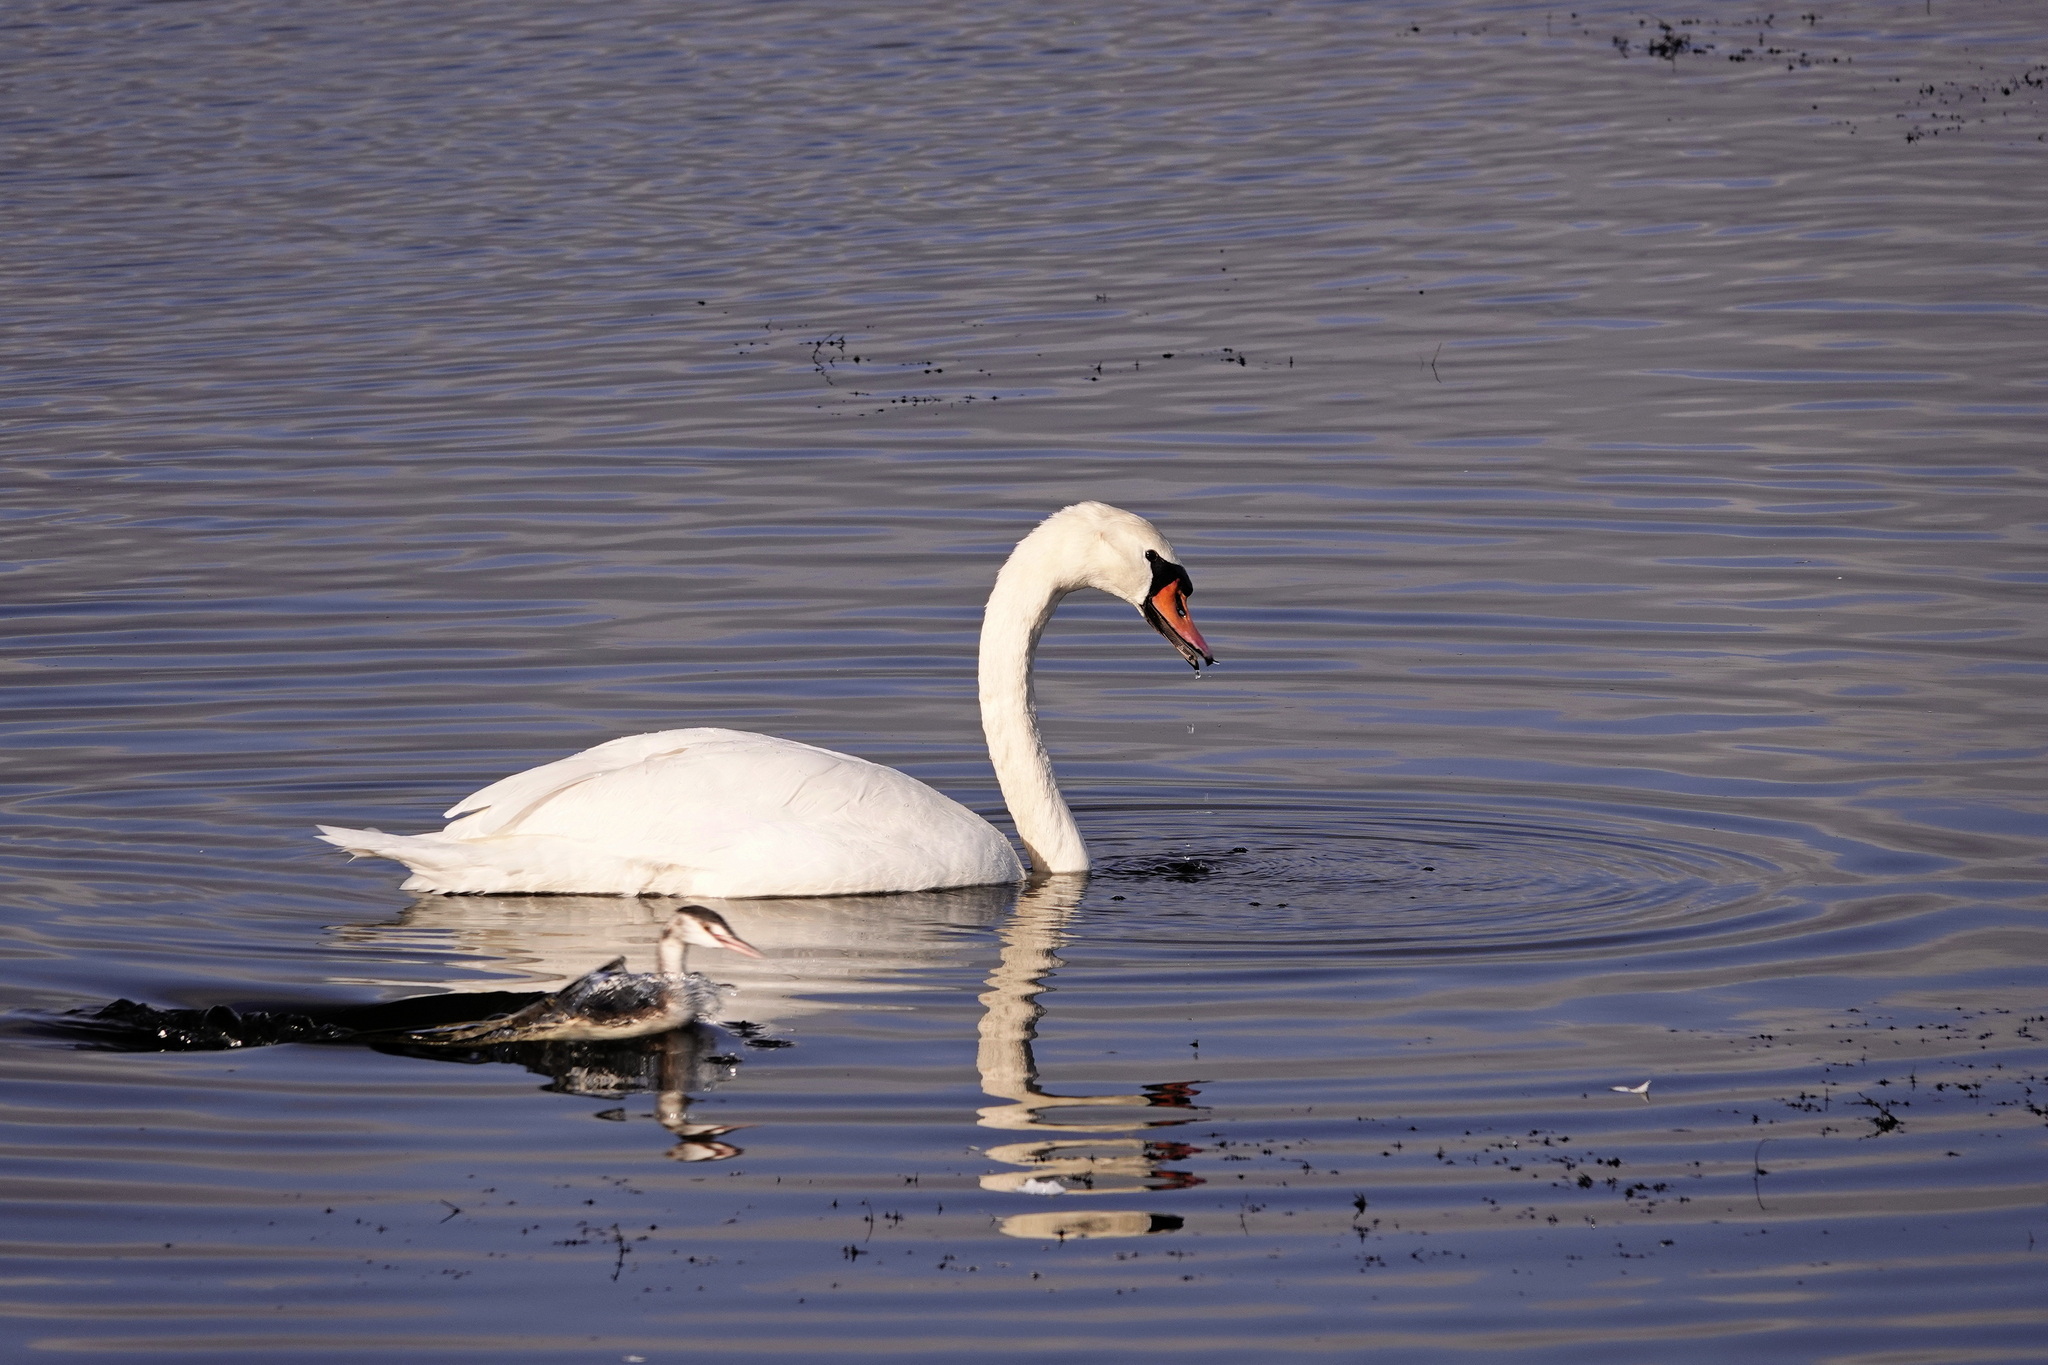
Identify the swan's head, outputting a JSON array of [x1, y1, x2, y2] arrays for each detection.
[[1025, 502, 1214, 671], [664, 906, 766, 959]]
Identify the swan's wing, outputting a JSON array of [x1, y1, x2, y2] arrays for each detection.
[[442, 729, 760, 836]]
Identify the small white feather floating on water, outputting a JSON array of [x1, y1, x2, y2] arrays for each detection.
[[1017, 1178, 1067, 1196], [1611, 1080, 1652, 1096]]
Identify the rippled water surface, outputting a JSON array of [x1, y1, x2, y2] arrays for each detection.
[[5, 0, 2046, 1358]]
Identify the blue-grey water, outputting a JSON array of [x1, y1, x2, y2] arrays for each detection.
[[4, 0, 2046, 1359]]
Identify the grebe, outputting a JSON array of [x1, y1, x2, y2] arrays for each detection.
[[407, 906, 764, 1045]]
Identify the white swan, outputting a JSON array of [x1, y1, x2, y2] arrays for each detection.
[[317, 501, 1211, 897]]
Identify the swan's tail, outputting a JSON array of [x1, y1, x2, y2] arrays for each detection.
[[316, 824, 491, 892], [317, 824, 419, 861]]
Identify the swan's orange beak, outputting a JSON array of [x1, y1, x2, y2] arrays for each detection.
[[1144, 579, 1213, 672]]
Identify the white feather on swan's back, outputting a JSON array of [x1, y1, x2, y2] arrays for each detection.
[[442, 728, 743, 830]]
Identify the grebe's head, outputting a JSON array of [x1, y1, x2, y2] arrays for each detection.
[[664, 906, 764, 959]]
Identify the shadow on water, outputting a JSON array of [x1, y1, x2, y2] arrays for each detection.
[[23, 984, 753, 1163], [35, 990, 563, 1052]]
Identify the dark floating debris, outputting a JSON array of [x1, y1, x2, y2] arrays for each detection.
[[1853, 1094, 1903, 1136], [721, 1018, 794, 1048]]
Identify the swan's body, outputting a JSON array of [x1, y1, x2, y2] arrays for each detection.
[[324, 729, 1019, 898], [408, 907, 763, 1044], [319, 502, 1211, 897]]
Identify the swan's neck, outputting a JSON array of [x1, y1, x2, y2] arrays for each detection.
[[979, 551, 1088, 874], [656, 932, 686, 976]]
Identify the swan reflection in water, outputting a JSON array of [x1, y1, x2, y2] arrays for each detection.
[[63, 878, 1203, 1229], [346, 876, 1206, 1234], [975, 875, 1205, 1239]]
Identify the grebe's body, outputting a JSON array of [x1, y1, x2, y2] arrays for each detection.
[[407, 906, 763, 1044]]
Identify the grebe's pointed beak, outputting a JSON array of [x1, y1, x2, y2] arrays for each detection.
[[1141, 576, 1214, 672], [678, 907, 766, 958]]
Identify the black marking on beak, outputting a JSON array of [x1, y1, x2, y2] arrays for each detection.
[[1142, 550, 1214, 671]]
